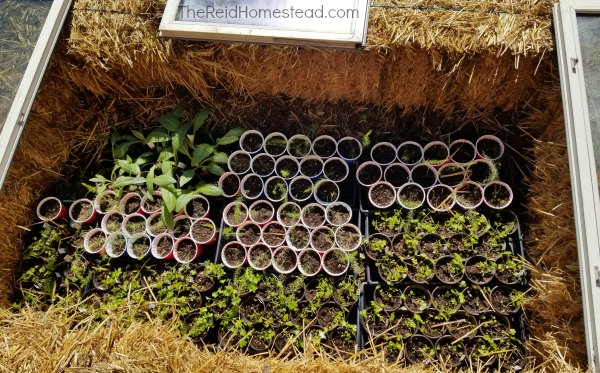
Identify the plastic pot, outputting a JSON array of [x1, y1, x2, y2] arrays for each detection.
[[468, 337, 498, 367], [373, 285, 402, 312], [490, 286, 522, 314], [251, 153, 276, 177], [392, 233, 417, 259], [239, 130, 264, 154], [384, 163, 411, 188], [261, 221, 286, 248], [314, 179, 340, 205], [119, 192, 143, 215], [248, 200, 275, 225], [462, 285, 491, 315], [356, 161, 382, 187], [173, 237, 202, 264], [140, 191, 163, 215], [101, 211, 124, 235], [144, 212, 167, 237], [312, 135, 337, 158], [227, 150, 252, 174], [184, 194, 210, 220], [336, 136, 362, 163], [223, 201, 248, 227], [240, 173, 263, 200], [403, 285, 433, 313], [478, 313, 511, 340], [483, 181, 513, 210], [285, 224, 311, 251], [407, 255, 435, 283], [418, 232, 447, 260], [122, 213, 148, 237], [370, 142, 397, 166], [364, 233, 392, 261], [434, 255, 465, 285], [310, 226, 336, 252], [368, 181, 396, 209], [275, 155, 300, 180], [236, 221, 262, 247], [426, 184, 456, 212], [397, 182, 426, 210], [299, 155, 324, 179], [495, 254, 525, 285], [272, 246, 298, 274], [83, 228, 107, 254], [454, 181, 484, 209], [432, 285, 462, 314], [264, 132, 288, 157], [247, 243, 272, 271], [190, 218, 217, 245], [476, 134, 504, 161], [276, 201, 302, 227], [300, 203, 326, 229], [410, 163, 439, 189], [449, 139, 476, 164], [325, 202, 352, 226], [464, 255, 496, 285], [436, 336, 466, 368], [106, 232, 129, 258], [287, 134, 312, 158], [397, 141, 423, 166], [316, 302, 344, 328], [69, 198, 97, 224], [218, 172, 241, 198], [323, 157, 349, 182], [126, 233, 152, 259], [151, 233, 175, 259], [171, 215, 192, 239], [297, 248, 322, 276], [466, 159, 497, 184], [447, 312, 478, 339], [423, 141, 450, 167], [437, 163, 466, 188], [93, 190, 118, 214], [405, 335, 435, 365], [221, 241, 247, 269], [288, 176, 313, 202], [264, 176, 288, 203]]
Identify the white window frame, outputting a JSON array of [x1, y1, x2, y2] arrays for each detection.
[[0, 0, 73, 188], [159, 0, 370, 49], [554, 1, 600, 370]]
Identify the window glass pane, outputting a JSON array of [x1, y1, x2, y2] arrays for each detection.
[[0, 0, 53, 130]]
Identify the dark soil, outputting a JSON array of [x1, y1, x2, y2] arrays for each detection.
[[423, 143, 449, 165], [374, 286, 402, 311], [438, 165, 465, 187], [437, 338, 465, 367], [221, 174, 240, 196], [263, 223, 286, 247], [265, 178, 287, 200], [172, 218, 191, 239], [315, 181, 339, 203], [123, 195, 141, 215], [279, 204, 301, 226], [465, 257, 495, 284], [131, 236, 150, 257], [357, 163, 381, 185], [405, 336, 434, 364], [337, 138, 361, 159], [479, 315, 510, 339], [302, 206, 326, 228], [398, 142, 422, 164], [229, 152, 251, 173], [193, 270, 215, 293], [456, 182, 483, 207], [323, 250, 348, 274], [449, 141, 476, 163], [87, 231, 106, 252], [300, 158, 323, 178], [398, 184, 425, 208], [419, 233, 445, 259], [404, 286, 431, 313], [428, 185, 453, 210], [289, 137, 311, 157], [411, 164, 437, 188], [252, 155, 275, 176], [273, 247, 296, 271], [191, 220, 215, 243], [176, 239, 197, 262], [110, 235, 127, 256], [185, 198, 209, 219], [125, 215, 146, 235], [447, 313, 477, 339], [435, 256, 464, 283], [142, 194, 163, 213], [299, 250, 321, 274], [370, 183, 395, 207], [385, 164, 410, 187], [289, 226, 310, 249], [105, 213, 124, 233], [323, 158, 347, 181], [371, 144, 397, 164], [392, 236, 416, 258], [238, 223, 261, 246], [316, 303, 342, 328], [336, 226, 360, 250], [241, 174, 263, 199], [491, 287, 518, 313], [419, 312, 446, 339], [313, 137, 336, 158], [329, 329, 354, 353], [276, 157, 299, 178], [290, 178, 313, 200], [71, 200, 94, 222], [462, 286, 489, 314], [223, 243, 245, 267], [239, 297, 264, 323], [327, 204, 351, 225], [155, 235, 173, 258], [478, 137, 503, 159], [264, 134, 287, 155], [467, 160, 493, 184], [432, 287, 461, 313], [98, 194, 118, 212], [484, 183, 511, 207], [250, 202, 273, 223], [241, 132, 263, 153], [249, 244, 271, 268]]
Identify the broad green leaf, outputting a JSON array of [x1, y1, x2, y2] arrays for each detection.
[[205, 164, 225, 176], [180, 169, 195, 188], [113, 176, 146, 189], [153, 174, 177, 186], [147, 129, 170, 144], [160, 188, 177, 212], [131, 130, 146, 142], [162, 207, 174, 230], [110, 131, 121, 147], [171, 101, 188, 118], [191, 144, 214, 167], [192, 109, 211, 135], [135, 152, 155, 165], [172, 123, 191, 157], [162, 160, 174, 176], [217, 127, 244, 146], [175, 192, 195, 212], [211, 152, 229, 164], [90, 174, 110, 183], [158, 150, 175, 163], [158, 115, 180, 132], [146, 166, 156, 196], [196, 184, 223, 197], [179, 141, 192, 160], [113, 141, 138, 159], [117, 160, 141, 175]]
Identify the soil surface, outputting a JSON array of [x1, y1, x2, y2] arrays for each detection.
[[316, 304, 342, 328], [241, 175, 262, 198], [398, 143, 421, 164], [289, 138, 311, 157], [221, 174, 240, 196], [468, 161, 493, 184], [155, 236, 173, 258], [323, 250, 348, 274], [223, 243, 245, 266], [450, 142, 476, 163], [71, 200, 94, 222], [193, 271, 215, 292], [300, 250, 320, 274], [465, 257, 495, 284], [423, 144, 448, 165], [250, 202, 273, 223], [191, 221, 215, 243], [405, 337, 434, 363], [106, 214, 124, 233], [290, 178, 312, 200], [374, 286, 401, 311], [439, 165, 465, 187], [265, 179, 287, 200], [428, 186, 453, 210], [143, 194, 163, 213], [279, 205, 301, 226], [372, 145, 397, 164], [323, 159, 347, 181], [98, 194, 118, 212], [249, 245, 271, 268], [241, 132, 263, 153], [302, 207, 325, 228], [273, 247, 295, 271], [313, 138, 336, 158], [398, 185, 424, 207], [478, 138, 502, 159], [252, 155, 275, 176], [358, 164, 381, 185], [385, 164, 410, 187], [337, 139, 360, 159], [185, 198, 208, 219], [370, 183, 395, 207], [404, 287, 430, 313], [238, 223, 261, 246], [435, 257, 463, 283], [411, 165, 436, 188], [300, 159, 322, 177], [448, 314, 477, 338], [125, 215, 146, 235], [276, 158, 299, 178], [176, 240, 197, 262], [87, 232, 106, 252], [326, 205, 350, 225], [315, 181, 339, 203], [123, 196, 141, 214], [463, 287, 489, 314], [263, 224, 286, 247], [265, 135, 287, 155], [335, 226, 359, 250], [131, 237, 150, 257], [229, 152, 251, 173], [289, 226, 310, 249]]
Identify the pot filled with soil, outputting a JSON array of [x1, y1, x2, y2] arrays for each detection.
[[449, 139, 477, 164], [264, 132, 288, 157], [140, 192, 163, 215], [491, 210, 519, 235], [336, 136, 362, 163], [275, 155, 300, 180], [184, 194, 210, 220], [122, 213, 147, 237], [462, 285, 490, 315], [383, 338, 404, 364], [495, 254, 525, 285], [377, 255, 408, 283], [151, 233, 175, 259], [490, 286, 523, 314], [364, 233, 392, 261], [314, 179, 340, 205], [392, 233, 417, 259], [221, 241, 247, 269], [93, 190, 118, 214], [423, 141, 450, 167], [479, 313, 511, 340], [403, 285, 433, 313], [418, 233, 447, 259], [272, 246, 298, 274], [384, 163, 411, 188], [323, 157, 349, 182], [69, 198, 97, 224], [361, 307, 391, 340], [218, 172, 240, 198], [432, 286, 463, 315], [286, 224, 311, 250], [418, 310, 447, 339], [120, 192, 143, 215], [434, 255, 465, 284], [438, 163, 466, 188], [190, 218, 217, 245], [145, 212, 168, 238], [405, 335, 435, 365], [126, 233, 152, 259], [91, 269, 116, 292], [325, 202, 352, 226], [184, 311, 214, 342], [101, 211, 124, 235], [476, 134, 504, 161], [261, 221, 286, 248], [335, 224, 362, 252], [407, 255, 435, 283], [297, 249, 322, 276], [397, 141, 424, 166], [312, 135, 337, 158], [455, 181, 484, 209], [251, 153, 276, 177], [410, 163, 438, 189], [316, 302, 344, 328], [83, 228, 107, 254], [468, 337, 499, 367], [368, 181, 396, 209], [436, 336, 467, 368], [301, 203, 326, 229], [288, 176, 313, 202], [327, 327, 356, 358], [264, 176, 288, 203], [239, 130, 264, 154], [173, 237, 202, 264], [483, 181, 513, 209], [248, 328, 274, 353], [240, 174, 263, 200], [249, 200, 275, 225], [371, 142, 397, 166], [374, 285, 402, 312], [466, 159, 498, 184], [171, 215, 192, 239], [465, 255, 496, 285], [277, 201, 301, 227], [239, 296, 265, 324], [397, 182, 426, 210], [427, 184, 456, 212], [106, 232, 128, 258], [332, 276, 359, 307], [236, 221, 262, 247], [356, 161, 382, 187], [299, 155, 324, 179], [287, 134, 312, 158], [447, 312, 478, 339], [321, 248, 350, 276], [247, 243, 272, 271], [228, 150, 252, 174]]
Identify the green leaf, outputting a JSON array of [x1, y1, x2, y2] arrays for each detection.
[[116, 160, 141, 176], [192, 109, 211, 135], [205, 164, 225, 176], [153, 174, 177, 186], [162, 207, 174, 230], [158, 150, 175, 163], [217, 128, 244, 146], [146, 166, 156, 196], [211, 152, 229, 164], [196, 184, 223, 197], [180, 169, 195, 188], [162, 160, 173, 176], [131, 130, 146, 142], [160, 188, 177, 212], [171, 101, 188, 118], [147, 129, 170, 144], [179, 141, 192, 160], [113, 141, 138, 159], [172, 123, 191, 157], [159, 115, 180, 132], [135, 152, 155, 165], [191, 144, 214, 167], [113, 176, 146, 189], [90, 174, 110, 183], [175, 192, 194, 212]]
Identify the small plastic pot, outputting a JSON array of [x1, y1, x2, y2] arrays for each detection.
[[490, 286, 522, 314], [251, 153, 276, 178], [276, 201, 302, 227], [119, 192, 143, 215], [248, 200, 275, 225], [221, 242, 247, 269], [122, 213, 148, 238], [407, 255, 436, 283], [312, 135, 337, 158], [374, 285, 402, 312], [403, 285, 433, 313], [227, 150, 252, 174], [466, 159, 497, 184], [495, 254, 525, 285], [272, 246, 298, 274], [83, 228, 107, 254], [325, 202, 352, 226], [190, 218, 217, 245], [288, 176, 313, 202], [145, 212, 167, 237], [310, 226, 335, 252], [236, 221, 262, 247], [140, 191, 163, 215], [240, 173, 263, 200], [264, 132, 288, 157], [384, 163, 411, 188], [184, 194, 210, 220], [321, 248, 350, 276], [171, 215, 192, 239], [462, 285, 491, 315], [247, 243, 272, 271], [468, 337, 498, 367], [93, 190, 118, 214], [299, 155, 324, 179], [101, 211, 124, 235], [286, 224, 311, 251], [447, 312, 478, 339], [323, 157, 349, 182], [336, 136, 362, 163], [218, 172, 241, 198], [368, 181, 396, 209], [261, 221, 287, 248], [173, 237, 202, 264], [151, 233, 175, 259], [223, 201, 249, 227], [410, 163, 439, 189], [449, 139, 476, 164], [314, 179, 340, 205], [297, 249, 322, 276], [126, 233, 152, 259], [426, 184, 456, 212], [356, 161, 382, 187], [275, 155, 300, 180], [423, 141, 450, 167], [454, 181, 484, 209], [264, 176, 288, 203], [476, 135, 504, 161], [432, 285, 463, 314], [69, 198, 97, 224], [364, 233, 392, 261], [36, 197, 68, 221], [464, 255, 496, 285], [106, 232, 128, 258], [434, 255, 465, 285], [405, 335, 435, 365], [437, 163, 466, 188], [300, 203, 326, 229], [239, 130, 264, 154], [483, 181, 513, 210], [287, 134, 312, 158], [370, 142, 397, 166], [397, 141, 423, 166], [436, 336, 467, 368], [397, 182, 426, 210]]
